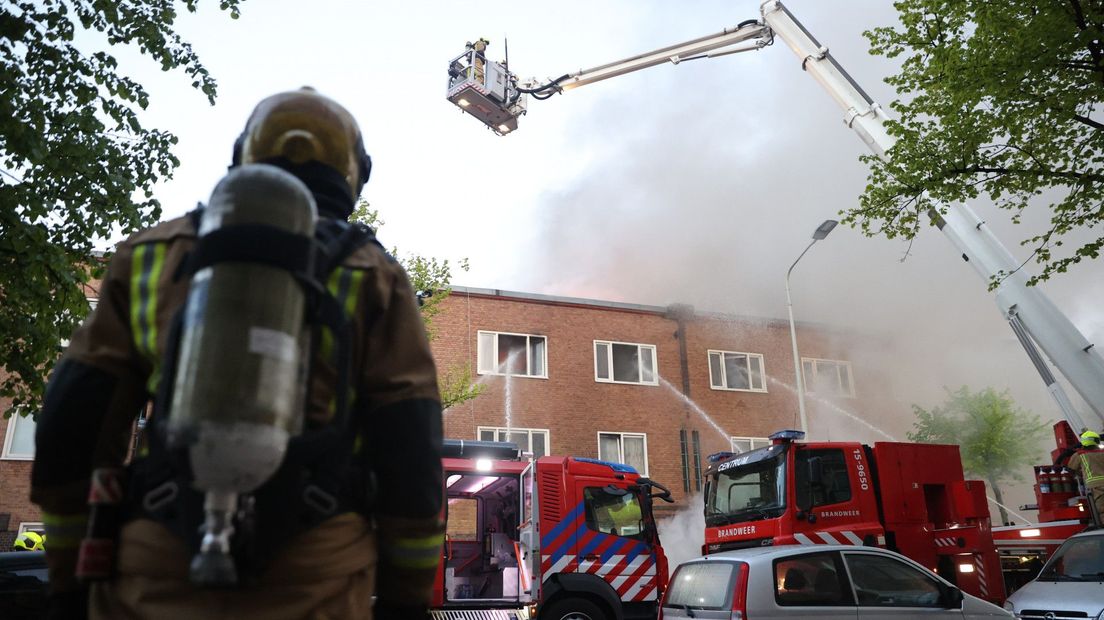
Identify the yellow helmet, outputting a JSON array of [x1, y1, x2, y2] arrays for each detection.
[[233, 88, 371, 203], [13, 530, 44, 551], [1081, 430, 1101, 448]]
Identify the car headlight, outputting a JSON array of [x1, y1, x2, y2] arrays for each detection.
[[1003, 601, 1015, 614]]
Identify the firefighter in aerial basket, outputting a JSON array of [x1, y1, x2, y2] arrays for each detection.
[[31, 88, 444, 620]]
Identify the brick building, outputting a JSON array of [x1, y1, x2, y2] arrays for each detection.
[[433, 287, 901, 517], [1, 285, 901, 541]]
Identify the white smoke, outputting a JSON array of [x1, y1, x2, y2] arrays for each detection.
[[657, 494, 706, 571]]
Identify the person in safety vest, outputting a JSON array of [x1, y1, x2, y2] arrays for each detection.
[[13, 531, 45, 552], [1068, 430, 1104, 526], [30, 88, 444, 620]]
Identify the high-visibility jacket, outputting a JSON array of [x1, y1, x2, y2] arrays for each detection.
[[31, 212, 445, 615]]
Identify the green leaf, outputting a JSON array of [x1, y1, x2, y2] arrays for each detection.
[[0, 0, 246, 416]]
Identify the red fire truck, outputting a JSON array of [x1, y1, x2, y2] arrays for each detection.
[[991, 421, 1095, 590], [701, 430, 1006, 605], [434, 439, 672, 620]]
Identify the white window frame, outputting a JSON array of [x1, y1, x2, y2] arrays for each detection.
[[708, 349, 767, 393], [2, 413, 36, 460], [60, 297, 98, 349], [476, 330, 549, 378], [477, 426, 551, 457], [801, 357, 855, 397], [730, 436, 771, 453], [593, 340, 658, 386], [18, 522, 45, 535], [596, 431, 649, 476]]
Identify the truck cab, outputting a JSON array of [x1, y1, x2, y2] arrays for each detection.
[[702, 430, 1006, 606], [435, 440, 671, 620], [702, 431, 883, 554]]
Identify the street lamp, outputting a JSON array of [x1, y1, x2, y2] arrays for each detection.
[[786, 219, 838, 438]]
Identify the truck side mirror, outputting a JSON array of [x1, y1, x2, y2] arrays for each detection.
[[634, 478, 675, 503], [941, 585, 964, 609], [604, 484, 629, 497], [796, 456, 823, 514], [807, 456, 824, 486]]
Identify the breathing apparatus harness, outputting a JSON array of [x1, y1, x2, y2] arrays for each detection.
[[124, 161, 382, 582]]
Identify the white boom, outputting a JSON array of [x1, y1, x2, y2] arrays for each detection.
[[759, 0, 1104, 431], [445, 2, 1104, 431]]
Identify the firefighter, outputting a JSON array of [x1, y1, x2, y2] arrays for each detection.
[[13, 531, 45, 552], [30, 88, 444, 619], [1068, 430, 1104, 526], [469, 38, 490, 84]]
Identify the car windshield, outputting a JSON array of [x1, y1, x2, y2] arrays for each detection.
[[1037, 535, 1104, 581], [705, 450, 786, 526], [665, 562, 736, 610]]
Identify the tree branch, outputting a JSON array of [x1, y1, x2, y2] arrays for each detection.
[[948, 165, 1104, 183]]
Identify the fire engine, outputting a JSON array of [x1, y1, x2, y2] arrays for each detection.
[[700, 429, 1005, 605], [434, 439, 673, 620]]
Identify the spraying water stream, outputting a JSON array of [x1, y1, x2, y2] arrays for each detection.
[[658, 376, 731, 443], [765, 375, 896, 441], [762, 376, 1033, 524], [503, 364, 514, 431]]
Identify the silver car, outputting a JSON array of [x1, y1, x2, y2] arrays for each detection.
[[661, 544, 1011, 619], [1003, 528, 1104, 619]]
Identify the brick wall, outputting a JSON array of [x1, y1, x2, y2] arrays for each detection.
[[431, 289, 903, 514], [0, 405, 39, 549]]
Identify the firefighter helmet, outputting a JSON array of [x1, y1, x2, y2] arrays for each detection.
[[13, 530, 43, 551], [1081, 430, 1101, 448], [233, 88, 372, 200]]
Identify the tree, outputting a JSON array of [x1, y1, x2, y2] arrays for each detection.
[[0, 1, 244, 417], [351, 202, 483, 410], [851, 1, 1104, 286], [908, 386, 1049, 524]]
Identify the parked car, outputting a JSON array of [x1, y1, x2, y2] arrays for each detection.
[[1003, 528, 1104, 620], [0, 550, 48, 620], [661, 544, 1011, 619]]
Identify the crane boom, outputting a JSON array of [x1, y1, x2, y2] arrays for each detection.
[[759, 0, 1104, 430], [445, 2, 1104, 430]]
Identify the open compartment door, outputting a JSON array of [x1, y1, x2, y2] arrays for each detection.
[[517, 459, 540, 602]]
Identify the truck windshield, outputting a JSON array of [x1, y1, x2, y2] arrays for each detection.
[[1036, 535, 1104, 582], [584, 487, 646, 540], [705, 451, 786, 526]]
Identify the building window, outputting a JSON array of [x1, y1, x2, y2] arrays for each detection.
[[708, 350, 766, 392], [680, 429, 703, 492], [730, 436, 770, 453], [598, 432, 648, 476], [18, 522, 45, 536], [478, 427, 550, 457], [477, 331, 547, 378], [802, 358, 855, 397], [60, 298, 98, 349], [2, 414, 36, 460], [594, 341, 657, 385]]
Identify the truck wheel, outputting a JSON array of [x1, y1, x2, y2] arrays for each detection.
[[542, 598, 609, 620]]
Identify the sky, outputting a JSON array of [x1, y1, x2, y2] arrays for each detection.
[[86, 0, 1104, 459]]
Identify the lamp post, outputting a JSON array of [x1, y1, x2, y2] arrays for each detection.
[[786, 219, 838, 438]]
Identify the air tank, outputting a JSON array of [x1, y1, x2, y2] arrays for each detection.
[[167, 163, 316, 585]]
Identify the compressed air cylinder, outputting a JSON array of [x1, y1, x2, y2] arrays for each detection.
[[168, 164, 316, 494]]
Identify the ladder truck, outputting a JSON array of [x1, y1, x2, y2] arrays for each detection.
[[444, 0, 1104, 587], [435, 440, 673, 620]]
